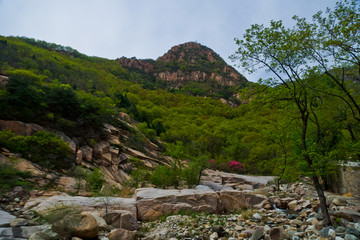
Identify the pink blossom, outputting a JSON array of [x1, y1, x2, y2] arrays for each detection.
[[228, 161, 244, 170]]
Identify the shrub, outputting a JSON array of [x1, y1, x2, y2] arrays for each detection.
[[0, 163, 33, 195], [182, 162, 202, 187], [0, 130, 71, 169], [86, 168, 105, 194], [150, 164, 182, 188], [228, 161, 244, 173]]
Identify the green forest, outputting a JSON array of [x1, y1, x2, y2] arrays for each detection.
[[0, 0, 359, 192]]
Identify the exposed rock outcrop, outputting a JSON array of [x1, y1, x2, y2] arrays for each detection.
[[117, 42, 248, 103]]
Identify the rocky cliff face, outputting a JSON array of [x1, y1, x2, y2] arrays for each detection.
[[0, 117, 167, 189], [117, 42, 247, 101]]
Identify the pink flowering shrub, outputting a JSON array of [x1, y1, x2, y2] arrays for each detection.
[[209, 159, 216, 169], [228, 161, 244, 172]]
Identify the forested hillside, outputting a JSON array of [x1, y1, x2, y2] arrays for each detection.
[[0, 0, 359, 186]]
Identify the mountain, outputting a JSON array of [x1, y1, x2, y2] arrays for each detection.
[[117, 42, 248, 103], [0, 35, 284, 195]]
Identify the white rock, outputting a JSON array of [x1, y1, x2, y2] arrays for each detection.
[[209, 232, 219, 240], [253, 213, 262, 220]]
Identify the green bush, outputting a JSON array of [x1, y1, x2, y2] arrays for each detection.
[[0, 130, 71, 169], [182, 162, 202, 187], [0, 164, 33, 195], [86, 168, 105, 194], [150, 163, 182, 188]]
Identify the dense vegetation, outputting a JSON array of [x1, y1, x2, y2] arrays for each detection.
[[0, 0, 358, 193], [231, 0, 360, 225]]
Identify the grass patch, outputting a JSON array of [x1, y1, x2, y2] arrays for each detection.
[[0, 163, 33, 195]]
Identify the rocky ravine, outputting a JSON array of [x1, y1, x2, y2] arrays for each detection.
[[0, 171, 360, 240]]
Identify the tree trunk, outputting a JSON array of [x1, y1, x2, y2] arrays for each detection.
[[312, 175, 332, 226]]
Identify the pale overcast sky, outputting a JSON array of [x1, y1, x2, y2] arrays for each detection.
[[0, 0, 337, 82]]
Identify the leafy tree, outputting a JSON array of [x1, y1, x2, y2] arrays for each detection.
[[231, 16, 343, 225]]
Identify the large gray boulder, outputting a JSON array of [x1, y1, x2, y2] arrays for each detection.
[[135, 188, 221, 221], [24, 194, 137, 217], [0, 210, 16, 227]]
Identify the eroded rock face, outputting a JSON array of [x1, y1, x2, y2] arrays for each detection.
[[117, 42, 247, 91], [0, 120, 44, 136], [135, 187, 221, 221]]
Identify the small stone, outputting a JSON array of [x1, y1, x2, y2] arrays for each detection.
[[336, 226, 346, 233], [253, 213, 262, 220], [251, 228, 264, 240], [306, 217, 319, 225], [335, 237, 344, 240], [354, 223, 360, 232], [320, 226, 335, 238], [329, 229, 336, 239], [209, 232, 219, 240], [332, 198, 347, 206], [292, 219, 303, 226], [344, 234, 357, 240], [10, 218, 28, 227]]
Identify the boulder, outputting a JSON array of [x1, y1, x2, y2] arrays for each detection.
[[135, 188, 221, 221], [332, 197, 348, 206], [57, 176, 85, 193], [94, 141, 110, 156], [13, 158, 45, 177], [288, 200, 298, 211], [87, 211, 108, 231], [269, 227, 290, 240], [75, 149, 82, 165], [10, 218, 28, 227], [80, 145, 93, 162], [24, 194, 137, 218], [103, 210, 138, 230], [68, 212, 98, 239], [0, 120, 43, 136], [0, 210, 16, 227], [109, 228, 137, 240], [219, 190, 269, 213], [334, 210, 360, 223]]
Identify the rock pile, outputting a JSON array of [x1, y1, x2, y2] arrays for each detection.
[[0, 172, 359, 240]]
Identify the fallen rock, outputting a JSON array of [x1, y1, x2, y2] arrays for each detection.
[[269, 227, 290, 240], [103, 210, 138, 231], [333, 197, 348, 206], [334, 210, 360, 223], [108, 228, 137, 240], [250, 228, 264, 240], [136, 188, 220, 221], [10, 218, 28, 227], [219, 190, 269, 213], [68, 212, 99, 239]]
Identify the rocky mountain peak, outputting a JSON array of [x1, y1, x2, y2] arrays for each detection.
[[117, 42, 248, 102], [157, 42, 218, 64]]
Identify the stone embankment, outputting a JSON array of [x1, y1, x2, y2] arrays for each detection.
[[0, 172, 359, 239]]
